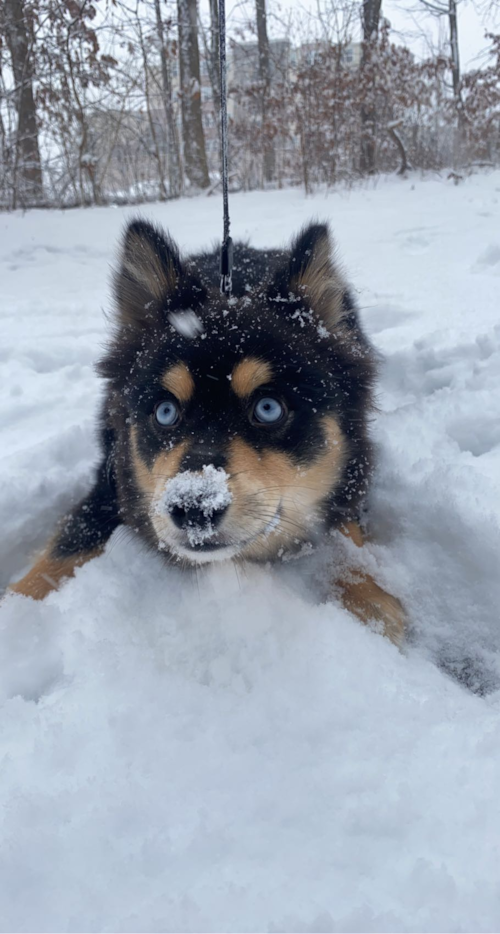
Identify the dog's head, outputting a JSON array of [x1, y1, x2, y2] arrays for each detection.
[[99, 220, 375, 564]]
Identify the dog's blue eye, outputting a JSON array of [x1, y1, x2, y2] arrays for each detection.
[[155, 400, 179, 426], [253, 397, 284, 424]]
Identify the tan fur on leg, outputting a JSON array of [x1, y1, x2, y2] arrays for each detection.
[[9, 549, 100, 600], [336, 523, 406, 647]]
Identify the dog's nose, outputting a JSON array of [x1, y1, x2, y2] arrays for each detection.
[[169, 503, 228, 532], [162, 465, 232, 542]]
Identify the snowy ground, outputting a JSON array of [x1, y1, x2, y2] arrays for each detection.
[[1, 172, 500, 932]]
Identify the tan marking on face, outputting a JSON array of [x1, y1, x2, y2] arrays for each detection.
[[224, 415, 348, 560], [130, 425, 188, 499], [161, 362, 195, 403], [9, 549, 100, 600], [231, 357, 273, 399], [130, 414, 346, 563]]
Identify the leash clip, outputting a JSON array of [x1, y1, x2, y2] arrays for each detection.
[[220, 236, 233, 296]]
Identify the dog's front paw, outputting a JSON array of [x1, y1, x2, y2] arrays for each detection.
[[337, 572, 406, 647]]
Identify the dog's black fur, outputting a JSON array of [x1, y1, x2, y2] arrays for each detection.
[[49, 220, 376, 567], [11, 216, 409, 652]]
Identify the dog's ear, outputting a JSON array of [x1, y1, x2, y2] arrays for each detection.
[[270, 223, 347, 330], [113, 220, 202, 330]]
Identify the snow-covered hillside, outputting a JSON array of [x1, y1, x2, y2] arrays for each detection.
[[1, 173, 500, 932]]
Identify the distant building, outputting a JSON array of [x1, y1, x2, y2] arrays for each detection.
[[341, 42, 362, 69], [297, 40, 362, 70], [227, 39, 292, 121], [229, 39, 292, 86], [86, 36, 362, 196]]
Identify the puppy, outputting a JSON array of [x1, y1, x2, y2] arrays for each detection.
[[10, 220, 404, 645]]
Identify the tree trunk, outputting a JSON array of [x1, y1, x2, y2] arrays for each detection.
[[4, 0, 43, 206], [154, 0, 182, 196], [177, 0, 210, 190], [198, 0, 220, 149], [255, 0, 275, 184], [360, 0, 382, 175], [388, 121, 410, 175], [208, 0, 221, 115], [448, 0, 464, 149], [448, 0, 460, 103], [137, 14, 168, 201]]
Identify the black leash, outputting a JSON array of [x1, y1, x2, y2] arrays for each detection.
[[218, 0, 233, 295]]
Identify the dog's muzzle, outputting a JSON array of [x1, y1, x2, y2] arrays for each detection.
[[155, 465, 233, 548]]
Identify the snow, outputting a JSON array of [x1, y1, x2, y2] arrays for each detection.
[[168, 309, 205, 338], [1, 172, 500, 932], [158, 466, 233, 546]]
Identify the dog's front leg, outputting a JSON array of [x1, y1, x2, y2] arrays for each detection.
[[9, 454, 120, 601], [335, 522, 406, 647], [9, 547, 103, 601]]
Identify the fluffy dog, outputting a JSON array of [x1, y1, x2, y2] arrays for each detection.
[[10, 220, 404, 644]]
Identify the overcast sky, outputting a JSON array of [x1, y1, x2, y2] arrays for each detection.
[[214, 0, 499, 70]]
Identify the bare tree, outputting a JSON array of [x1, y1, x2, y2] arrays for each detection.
[[448, 0, 461, 109], [136, 11, 168, 201], [154, 0, 182, 196], [360, 0, 382, 174], [198, 0, 221, 148], [255, 0, 275, 182], [177, 0, 210, 189], [3, 0, 43, 206], [408, 0, 464, 134], [208, 0, 221, 114], [0, 0, 498, 209], [34, 1, 118, 207]]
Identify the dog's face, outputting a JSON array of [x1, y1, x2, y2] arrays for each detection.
[[99, 221, 375, 565]]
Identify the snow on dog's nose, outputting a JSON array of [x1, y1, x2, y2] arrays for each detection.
[[157, 465, 233, 547]]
